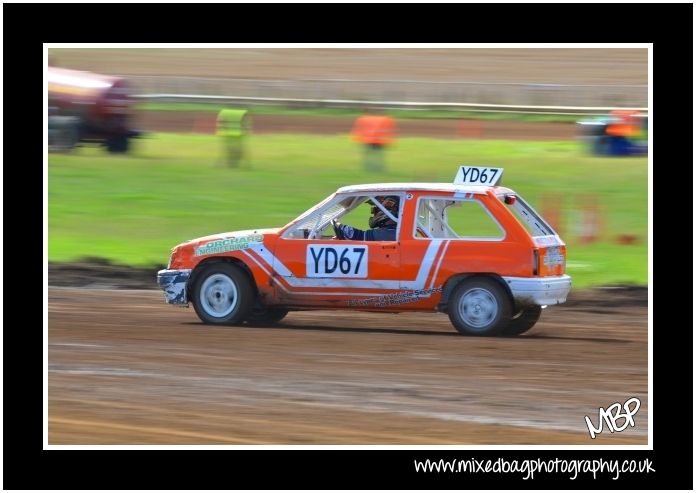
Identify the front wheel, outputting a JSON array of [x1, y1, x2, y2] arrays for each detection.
[[447, 277, 512, 336], [191, 263, 254, 325], [503, 305, 542, 336]]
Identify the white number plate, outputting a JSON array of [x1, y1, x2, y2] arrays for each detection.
[[307, 245, 368, 278], [454, 166, 503, 186]]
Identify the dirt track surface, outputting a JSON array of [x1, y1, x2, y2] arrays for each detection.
[[136, 111, 577, 140], [48, 286, 648, 445]]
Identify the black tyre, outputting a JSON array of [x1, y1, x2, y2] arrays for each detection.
[[245, 307, 289, 326], [503, 305, 542, 336], [447, 277, 512, 336], [57, 122, 79, 151], [191, 263, 254, 325], [49, 116, 80, 153], [106, 134, 129, 153]]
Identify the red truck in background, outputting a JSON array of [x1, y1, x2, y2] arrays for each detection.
[[48, 66, 140, 153]]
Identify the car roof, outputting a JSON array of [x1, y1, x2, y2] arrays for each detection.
[[336, 183, 513, 194]]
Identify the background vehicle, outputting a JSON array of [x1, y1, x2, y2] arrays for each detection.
[[48, 66, 140, 153], [576, 109, 648, 156]]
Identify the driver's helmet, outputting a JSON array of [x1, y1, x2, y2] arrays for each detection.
[[369, 195, 400, 229]]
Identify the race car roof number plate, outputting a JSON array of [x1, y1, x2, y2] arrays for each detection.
[[454, 166, 503, 186]]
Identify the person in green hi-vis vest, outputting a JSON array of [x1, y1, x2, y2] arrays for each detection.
[[216, 108, 250, 167]]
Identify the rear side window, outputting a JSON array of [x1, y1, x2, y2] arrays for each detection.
[[496, 193, 556, 237], [415, 197, 504, 240]]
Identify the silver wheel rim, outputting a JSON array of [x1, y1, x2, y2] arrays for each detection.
[[458, 287, 498, 330], [199, 273, 238, 318]]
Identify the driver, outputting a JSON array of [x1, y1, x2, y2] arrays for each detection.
[[333, 196, 399, 241]]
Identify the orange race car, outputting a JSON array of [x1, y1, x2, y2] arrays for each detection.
[[157, 167, 571, 336]]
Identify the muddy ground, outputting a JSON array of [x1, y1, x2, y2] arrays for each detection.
[[48, 263, 648, 445]]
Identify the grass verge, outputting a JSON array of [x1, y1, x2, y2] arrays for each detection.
[[136, 102, 583, 123], [48, 132, 647, 288]]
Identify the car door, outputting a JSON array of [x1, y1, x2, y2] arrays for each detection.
[[271, 194, 402, 307]]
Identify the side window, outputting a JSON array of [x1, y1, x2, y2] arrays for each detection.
[[415, 198, 504, 240], [339, 199, 371, 229], [340, 194, 401, 240], [416, 199, 449, 238], [283, 194, 402, 240]]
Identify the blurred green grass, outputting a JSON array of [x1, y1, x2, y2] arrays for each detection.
[[137, 102, 583, 123], [48, 133, 648, 288]]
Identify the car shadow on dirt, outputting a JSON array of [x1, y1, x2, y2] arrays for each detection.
[[181, 321, 460, 338]]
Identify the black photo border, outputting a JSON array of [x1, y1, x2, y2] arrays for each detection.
[[5, 2, 692, 490]]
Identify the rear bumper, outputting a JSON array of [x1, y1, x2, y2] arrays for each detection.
[[502, 275, 572, 306], [157, 269, 192, 305]]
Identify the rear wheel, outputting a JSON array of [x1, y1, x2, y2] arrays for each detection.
[[245, 307, 289, 326], [191, 263, 253, 325], [447, 277, 512, 336], [106, 134, 129, 153], [504, 305, 542, 336], [49, 116, 80, 152]]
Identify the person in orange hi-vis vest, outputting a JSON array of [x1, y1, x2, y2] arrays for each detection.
[[351, 113, 396, 171], [606, 109, 639, 138]]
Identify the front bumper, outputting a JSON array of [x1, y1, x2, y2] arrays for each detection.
[[157, 269, 192, 305], [502, 275, 572, 306]]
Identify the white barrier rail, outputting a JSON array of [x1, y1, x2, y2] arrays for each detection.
[[133, 93, 648, 116], [125, 75, 647, 112]]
